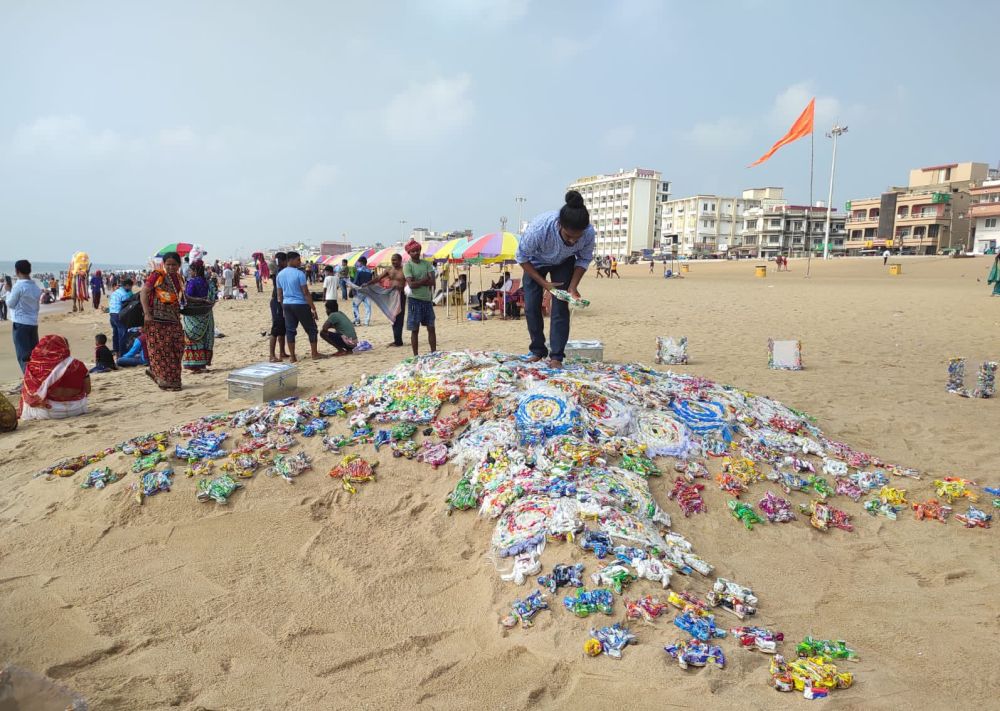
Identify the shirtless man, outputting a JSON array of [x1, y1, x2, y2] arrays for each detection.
[[386, 253, 407, 347]]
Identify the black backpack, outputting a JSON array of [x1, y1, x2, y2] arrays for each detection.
[[118, 294, 144, 329]]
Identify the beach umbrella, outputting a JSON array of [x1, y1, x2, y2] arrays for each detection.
[[462, 232, 519, 262], [420, 240, 444, 257], [346, 248, 377, 267], [156, 242, 195, 258], [367, 247, 411, 267], [432, 237, 470, 261]]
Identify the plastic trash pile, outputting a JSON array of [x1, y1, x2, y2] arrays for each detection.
[[37, 350, 999, 694]]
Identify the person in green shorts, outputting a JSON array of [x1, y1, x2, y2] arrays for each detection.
[[403, 240, 436, 356], [319, 301, 358, 356]]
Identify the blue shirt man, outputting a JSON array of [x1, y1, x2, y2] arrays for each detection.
[[108, 285, 132, 314], [276, 252, 320, 361], [516, 193, 596, 369], [6, 260, 43, 372], [515, 210, 595, 270], [276, 266, 308, 305], [107, 280, 134, 355]]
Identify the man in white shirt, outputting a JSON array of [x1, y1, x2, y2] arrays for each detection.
[[6, 259, 43, 372], [322, 265, 339, 306], [223, 264, 234, 298], [882, 249, 891, 266]]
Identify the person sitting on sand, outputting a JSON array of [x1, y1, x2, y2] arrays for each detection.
[[319, 301, 358, 356], [90, 334, 117, 373], [117, 328, 148, 367], [18, 335, 91, 421]]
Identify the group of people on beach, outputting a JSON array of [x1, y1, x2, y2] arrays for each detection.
[[266, 242, 438, 363], [3, 189, 595, 429]]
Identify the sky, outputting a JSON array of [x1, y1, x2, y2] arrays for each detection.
[[2, 0, 998, 264]]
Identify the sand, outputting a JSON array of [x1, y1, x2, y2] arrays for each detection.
[[1, 257, 998, 710]]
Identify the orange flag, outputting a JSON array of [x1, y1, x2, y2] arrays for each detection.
[[748, 98, 815, 167]]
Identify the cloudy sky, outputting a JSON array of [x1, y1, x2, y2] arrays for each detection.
[[2, 0, 997, 263]]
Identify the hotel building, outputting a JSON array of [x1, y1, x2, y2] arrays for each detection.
[[844, 162, 989, 254], [567, 168, 671, 256]]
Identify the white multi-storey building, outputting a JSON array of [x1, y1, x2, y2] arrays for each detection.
[[661, 193, 765, 257], [968, 178, 1000, 254], [734, 203, 846, 258], [567, 168, 670, 257]]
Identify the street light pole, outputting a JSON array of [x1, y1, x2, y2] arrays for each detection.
[[515, 197, 526, 233], [399, 219, 407, 242], [823, 124, 848, 260]]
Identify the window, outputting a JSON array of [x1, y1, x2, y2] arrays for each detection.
[[703, 202, 709, 211], [793, 221, 802, 230], [769, 219, 781, 228], [987, 218, 998, 228], [746, 219, 758, 229]]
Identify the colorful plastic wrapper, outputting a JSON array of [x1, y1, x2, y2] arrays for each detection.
[[196, 474, 242, 504], [590, 623, 636, 658], [664, 639, 726, 670], [550, 289, 590, 310], [947, 358, 997, 398], [79, 467, 119, 489], [655, 336, 689, 365]]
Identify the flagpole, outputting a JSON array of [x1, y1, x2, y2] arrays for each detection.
[[805, 130, 814, 278]]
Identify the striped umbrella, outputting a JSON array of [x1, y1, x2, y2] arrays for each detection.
[[367, 247, 411, 267], [346, 248, 376, 267], [462, 232, 519, 262], [419, 240, 444, 257], [431, 237, 470, 261]]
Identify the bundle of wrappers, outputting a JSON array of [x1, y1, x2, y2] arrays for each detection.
[[37, 350, 995, 692]]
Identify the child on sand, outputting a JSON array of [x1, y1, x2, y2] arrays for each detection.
[[90, 334, 117, 373]]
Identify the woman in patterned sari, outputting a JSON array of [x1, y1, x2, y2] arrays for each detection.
[[182, 259, 215, 372], [140, 252, 185, 391]]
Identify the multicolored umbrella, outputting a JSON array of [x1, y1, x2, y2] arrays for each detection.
[[367, 247, 412, 268], [462, 232, 519, 262], [346, 248, 377, 267], [431, 238, 470, 261], [156, 242, 195, 258]]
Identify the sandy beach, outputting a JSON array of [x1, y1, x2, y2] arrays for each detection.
[[1, 256, 998, 710]]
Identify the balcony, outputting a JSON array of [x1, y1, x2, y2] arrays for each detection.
[[970, 203, 1000, 218], [898, 211, 946, 222]]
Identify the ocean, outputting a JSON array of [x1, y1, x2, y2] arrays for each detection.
[[0, 260, 144, 278]]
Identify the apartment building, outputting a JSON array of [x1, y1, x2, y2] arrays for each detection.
[[320, 240, 352, 256], [844, 162, 989, 254], [567, 168, 671, 256], [733, 203, 846, 258], [661, 194, 761, 257], [969, 178, 1000, 254]]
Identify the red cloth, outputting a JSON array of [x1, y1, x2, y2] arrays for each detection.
[[19, 335, 88, 412], [404, 239, 422, 254]]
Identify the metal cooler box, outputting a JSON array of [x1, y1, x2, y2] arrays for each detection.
[[564, 340, 604, 361], [227, 362, 298, 403]]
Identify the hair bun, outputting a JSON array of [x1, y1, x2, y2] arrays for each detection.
[[564, 190, 585, 208]]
